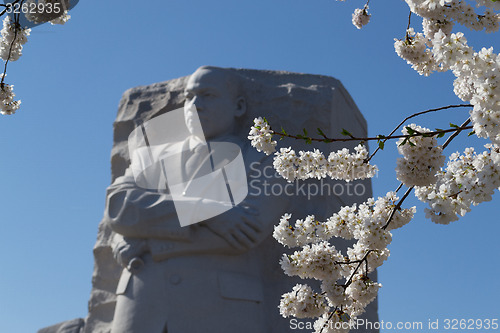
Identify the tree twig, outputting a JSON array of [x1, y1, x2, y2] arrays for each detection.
[[1, 1, 25, 86], [382, 186, 413, 230], [271, 124, 473, 144], [442, 118, 471, 149], [365, 104, 472, 162]]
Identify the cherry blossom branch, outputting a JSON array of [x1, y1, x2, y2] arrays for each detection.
[[382, 117, 471, 231], [317, 249, 372, 333], [442, 118, 471, 149], [271, 123, 473, 144], [366, 104, 472, 162], [0, 0, 69, 115], [406, 10, 412, 34], [327, 118, 474, 315], [319, 311, 336, 333], [341, 250, 373, 288], [273, 0, 499, 328], [382, 187, 413, 230], [1, 9, 23, 85]]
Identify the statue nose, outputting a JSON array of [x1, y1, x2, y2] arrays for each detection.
[[191, 96, 204, 111]]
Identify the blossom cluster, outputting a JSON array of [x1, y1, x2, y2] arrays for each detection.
[[391, 1, 500, 144], [279, 284, 329, 319], [0, 17, 29, 115], [351, 7, 370, 29], [432, 32, 500, 144], [248, 1, 500, 331], [274, 192, 415, 328], [0, 16, 30, 62], [248, 117, 277, 155], [396, 124, 445, 187], [50, 11, 71, 25], [0, 81, 21, 115], [406, 0, 500, 34], [273, 145, 377, 182], [415, 144, 500, 224], [394, 28, 437, 75]]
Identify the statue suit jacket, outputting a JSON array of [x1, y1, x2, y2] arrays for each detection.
[[104, 136, 293, 333]]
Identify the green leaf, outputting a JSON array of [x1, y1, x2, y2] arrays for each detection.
[[339, 311, 351, 322], [303, 128, 308, 136], [341, 128, 353, 137], [378, 141, 385, 150], [435, 128, 445, 138], [449, 123, 459, 128], [468, 130, 475, 137], [405, 126, 415, 135], [317, 127, 326, 137], [399, 137, 415, 146]]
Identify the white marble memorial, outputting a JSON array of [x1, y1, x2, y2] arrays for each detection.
[[38, 66, 378, 333]]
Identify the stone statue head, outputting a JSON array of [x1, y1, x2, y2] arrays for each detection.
[[183, 66, 247, 140]]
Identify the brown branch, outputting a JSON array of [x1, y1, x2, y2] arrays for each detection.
[[271, 124, 473, 144], [1, 1, 25, 86], [366, 104, 472, 162], [405, 10, 412, 42], [319, 311, 336, 333], [343, 250, 373, 288], [442, 118, 471, 149], [382, 186, 413, 230]]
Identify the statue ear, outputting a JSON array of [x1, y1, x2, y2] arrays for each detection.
[[235, 96, 246, 117]]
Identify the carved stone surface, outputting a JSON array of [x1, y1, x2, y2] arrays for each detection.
[[38, 318, 84, 333], [38, 66, 377, 333]]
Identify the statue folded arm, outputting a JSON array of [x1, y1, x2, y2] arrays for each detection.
[[105, 151, 288, 264], [104, 168, 188, 241]]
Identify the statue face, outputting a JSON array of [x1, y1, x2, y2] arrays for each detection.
[[184, 68, 242, 140]]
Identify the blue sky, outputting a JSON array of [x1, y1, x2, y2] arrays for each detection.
[[0, 0, 498, 332]]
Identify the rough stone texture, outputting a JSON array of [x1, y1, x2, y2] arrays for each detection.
[[38, 67, 376, 333], [38, 318, 84, 333]]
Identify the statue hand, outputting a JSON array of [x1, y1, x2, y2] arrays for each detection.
[[112, 237, 149, 269], [204, 205, 262, 252]]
